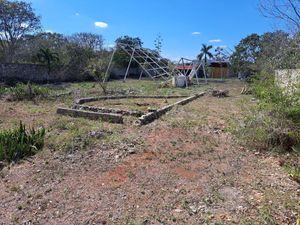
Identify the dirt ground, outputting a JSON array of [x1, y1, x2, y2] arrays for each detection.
[[86, 98, 184, 113], [0, 80, 299, 225]]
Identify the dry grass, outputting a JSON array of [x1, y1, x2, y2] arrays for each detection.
[[0, 79, 299, 225]]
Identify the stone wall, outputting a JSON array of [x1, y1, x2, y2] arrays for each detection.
[[275, 69, 300, 93], [0, 63, 143, 84], [0, 63, 66, 83]]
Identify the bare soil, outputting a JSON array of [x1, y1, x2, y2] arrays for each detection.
[[0, 80, 299, 225], [86, 98, 183, 112]]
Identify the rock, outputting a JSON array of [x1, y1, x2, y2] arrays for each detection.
[[174, 209, 183, 213], [189, 205, 198, 214]]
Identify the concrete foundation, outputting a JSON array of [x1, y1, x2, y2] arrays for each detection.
[[57, 108, 124, 124]]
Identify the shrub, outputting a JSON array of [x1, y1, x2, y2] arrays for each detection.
[[8, 83, 50, 100], [238, 72, 300, 152], [0, 122, 46, 162]]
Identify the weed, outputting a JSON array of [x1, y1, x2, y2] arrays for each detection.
[[284, 165, 300, 183], [8, 83, 50, 101]]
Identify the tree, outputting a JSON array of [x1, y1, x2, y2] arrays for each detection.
[[197, 44, 213, 64], [63, 43, 95, 80], [114, 35, 143, 68], [154, 33, 163, 54], [115, 35, 143, 47], [259, 0, 300, 32], [37, 48, 59, 75], [230, 33, 262, 76], [86, 50, 111, 94], [214, 47, 228, 61], [0, 0, 41, 62], [14, 32, 69, 63], [258, 30, 293, 70], [69, 32, 104, 51]]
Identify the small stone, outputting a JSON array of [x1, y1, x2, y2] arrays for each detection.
[[189, 205, 198, 214], [128, 149, 136, 154], [174, 209, 183, 213]]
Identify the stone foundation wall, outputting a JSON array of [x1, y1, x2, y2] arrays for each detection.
[[0, 63, 66, 83]]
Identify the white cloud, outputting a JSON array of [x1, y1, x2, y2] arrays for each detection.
[[75, 13, 80, 16], [218, 45, 227, 49], [192, 32, 201, 35], [94, 21, 108, 28], [209, 39, 222, 43]]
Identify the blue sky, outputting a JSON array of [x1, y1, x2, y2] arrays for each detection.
[[25, 0, 274, 60]]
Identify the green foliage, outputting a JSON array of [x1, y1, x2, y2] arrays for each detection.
[[237, 72, 300, 152], [115, 35, 143, 47], [197, 44, 213, 64], [230, 33, 261, 75], [64, 43, 95, 80], [0, 121, 46, 162], [230, 31, 300, 76], [8, 83, 50, 100], [251, 73, 300, 122], [36, 48, 60, 75], [0, 0, 41, 62], [113, 35, 143, 68], [284, 165, 300, 183], [86, 53, 110, 94], [69, 32, 104, 51]]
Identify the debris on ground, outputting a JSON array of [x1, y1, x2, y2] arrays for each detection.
[[211, 89, 229, 98], [241, 85, 252, 95]]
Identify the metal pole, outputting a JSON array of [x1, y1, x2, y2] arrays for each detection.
[[203, 62, 208, 84], [139, 70, 143, 80], [104, 47, 117, 83], [124, 48, 135, 82]]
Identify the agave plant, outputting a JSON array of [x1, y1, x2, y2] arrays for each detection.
[[0, 121, 46, 162]]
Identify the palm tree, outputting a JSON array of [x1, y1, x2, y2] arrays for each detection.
[[197, 44, 213, 64], [197, 44, 213, 79], [37, 48, 59, 75]]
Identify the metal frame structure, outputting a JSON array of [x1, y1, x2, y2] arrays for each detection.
[[105, 43, 182, 82], [175, 58, 207, 84]]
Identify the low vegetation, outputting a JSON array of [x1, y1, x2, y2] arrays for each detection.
[[231, 73, 300, 183], [0, 121, 46, 163], [0, 83, 50, 100]]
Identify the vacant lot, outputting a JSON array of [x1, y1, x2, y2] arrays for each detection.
[[0, 79, 299, 225]]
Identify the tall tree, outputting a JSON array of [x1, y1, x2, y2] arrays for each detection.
[[197, 44, 213, 64], [259, 0, 300, 32], [0, 0, 41, 62], [69, 33, 104, 51], [114, 35, 143, 67], [230, 33, 262, 75], [115, 35, 143, 47]]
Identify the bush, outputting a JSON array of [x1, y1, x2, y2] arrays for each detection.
[[250, 73, 300, 122], [239, 72, 300, 152], [0, 122, 46, 162]]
